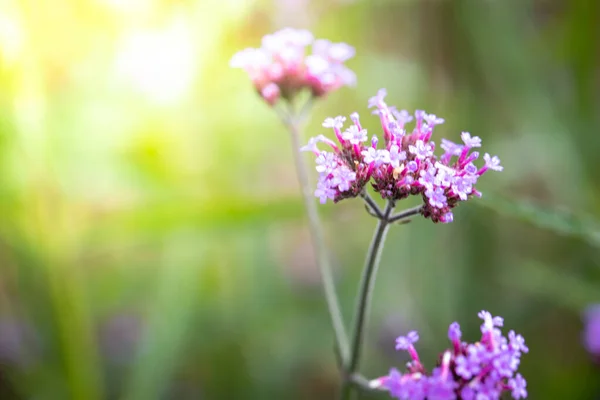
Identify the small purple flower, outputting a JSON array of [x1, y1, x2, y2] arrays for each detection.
[[362, 147, 378, 164], [482, 153, 503, 172], [400, 377, 427, 400], [342, 125, 368, 144], [427, 374, 457, 400], [451, 175, 475, 201], [388, 121, 405, 138], [406, 161, 418, 173], [396, 331, 419, 350], [331, 166, 356, 192], [460, 385, 476, 400], [440, 212, 454, 223], [305, 54, 329, 76], [362, 148, 390, 166], [463, 162, 478, 175], [425, 187, 447, 209], [313, 39, 355, 62], [315, 151, 337, 174], [509, 374, 527, 399], [476, 387, 500, 400], [424, 113, 445, 126], [323, 116, 346, 129], [508, 330, 529, 354], [368, 88, 387, 108], [455, 346, 482, 379], [300, 134, 336, 153], [383, 368, 404, 397], [414, 110, 426, 121], [388, 144, 407, 168], [448, 322, 462, 342], [409, 140, 434, 160], [441, 139, 463, 156], [314, 179, 336, 204], [434, 163, 455, 188], [419, 166, 437, 189], [492, 351, 518, 377], [392, 109, 414, 127], [461, 132, 482, 148], [300, 136, 322, 154], [478, 311, 504, 333]]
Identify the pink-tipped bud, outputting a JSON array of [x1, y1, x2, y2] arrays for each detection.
[[371, 135, 379, 149], [260, 83, 280, 106]]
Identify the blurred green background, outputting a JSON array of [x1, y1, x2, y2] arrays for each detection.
[[0, 0, 599, 399]]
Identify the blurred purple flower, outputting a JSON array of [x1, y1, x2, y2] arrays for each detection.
[[231, 28, 355, 106], [583, 304, 600, 359], [0, 319, 38, 367], [98, 313, 143, 365]]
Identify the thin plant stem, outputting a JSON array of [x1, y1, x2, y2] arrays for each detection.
[[283, 109, 350, 366], [297, 96, 314, 121], [388, 205, 423, 223], [360, 191, 384, 219], [340, 200, 395, 399]]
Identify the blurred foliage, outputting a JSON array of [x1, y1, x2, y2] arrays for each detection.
[[0, 0, 599, 399]]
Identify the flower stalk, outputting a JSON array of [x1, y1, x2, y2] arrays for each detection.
[[347, 200, 394, 375], [283, 108, 350, 367], [340, 200, 419, 399], [388, 205, 423, 224]]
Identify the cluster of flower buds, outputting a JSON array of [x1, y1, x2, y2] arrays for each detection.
[[370, 311, 528, 400], [583, 304, 600, 363], [230, 28, 356, 105], [302, 89, 503, 223]]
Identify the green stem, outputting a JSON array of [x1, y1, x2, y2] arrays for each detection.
[[284, 113, 350, 366], [360, 192, 384, 219], [341, 200, 395, 399], [388, 205, 423, 223]]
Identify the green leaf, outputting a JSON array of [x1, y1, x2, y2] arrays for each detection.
[[478, 194, 600, 248]]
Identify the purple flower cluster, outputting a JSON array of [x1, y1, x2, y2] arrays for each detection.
[[583, 304, 600, 361], [372, 311, 528, 400], [302, 89, 502, 223], [230, 28, 355, 105]]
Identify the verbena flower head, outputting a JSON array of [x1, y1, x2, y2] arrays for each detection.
[[582, 304, 600, 361], [230, 28, 356, 106], [302, 89, 503, 223], [371, 311, 528, 400]]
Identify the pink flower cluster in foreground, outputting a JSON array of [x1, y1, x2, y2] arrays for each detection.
[[230, 28, 355, 105], [302, 89, 503, 223], [372, 311, 528, 400]]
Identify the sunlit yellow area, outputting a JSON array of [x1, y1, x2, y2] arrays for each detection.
[[0, 0, 599, 399]]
